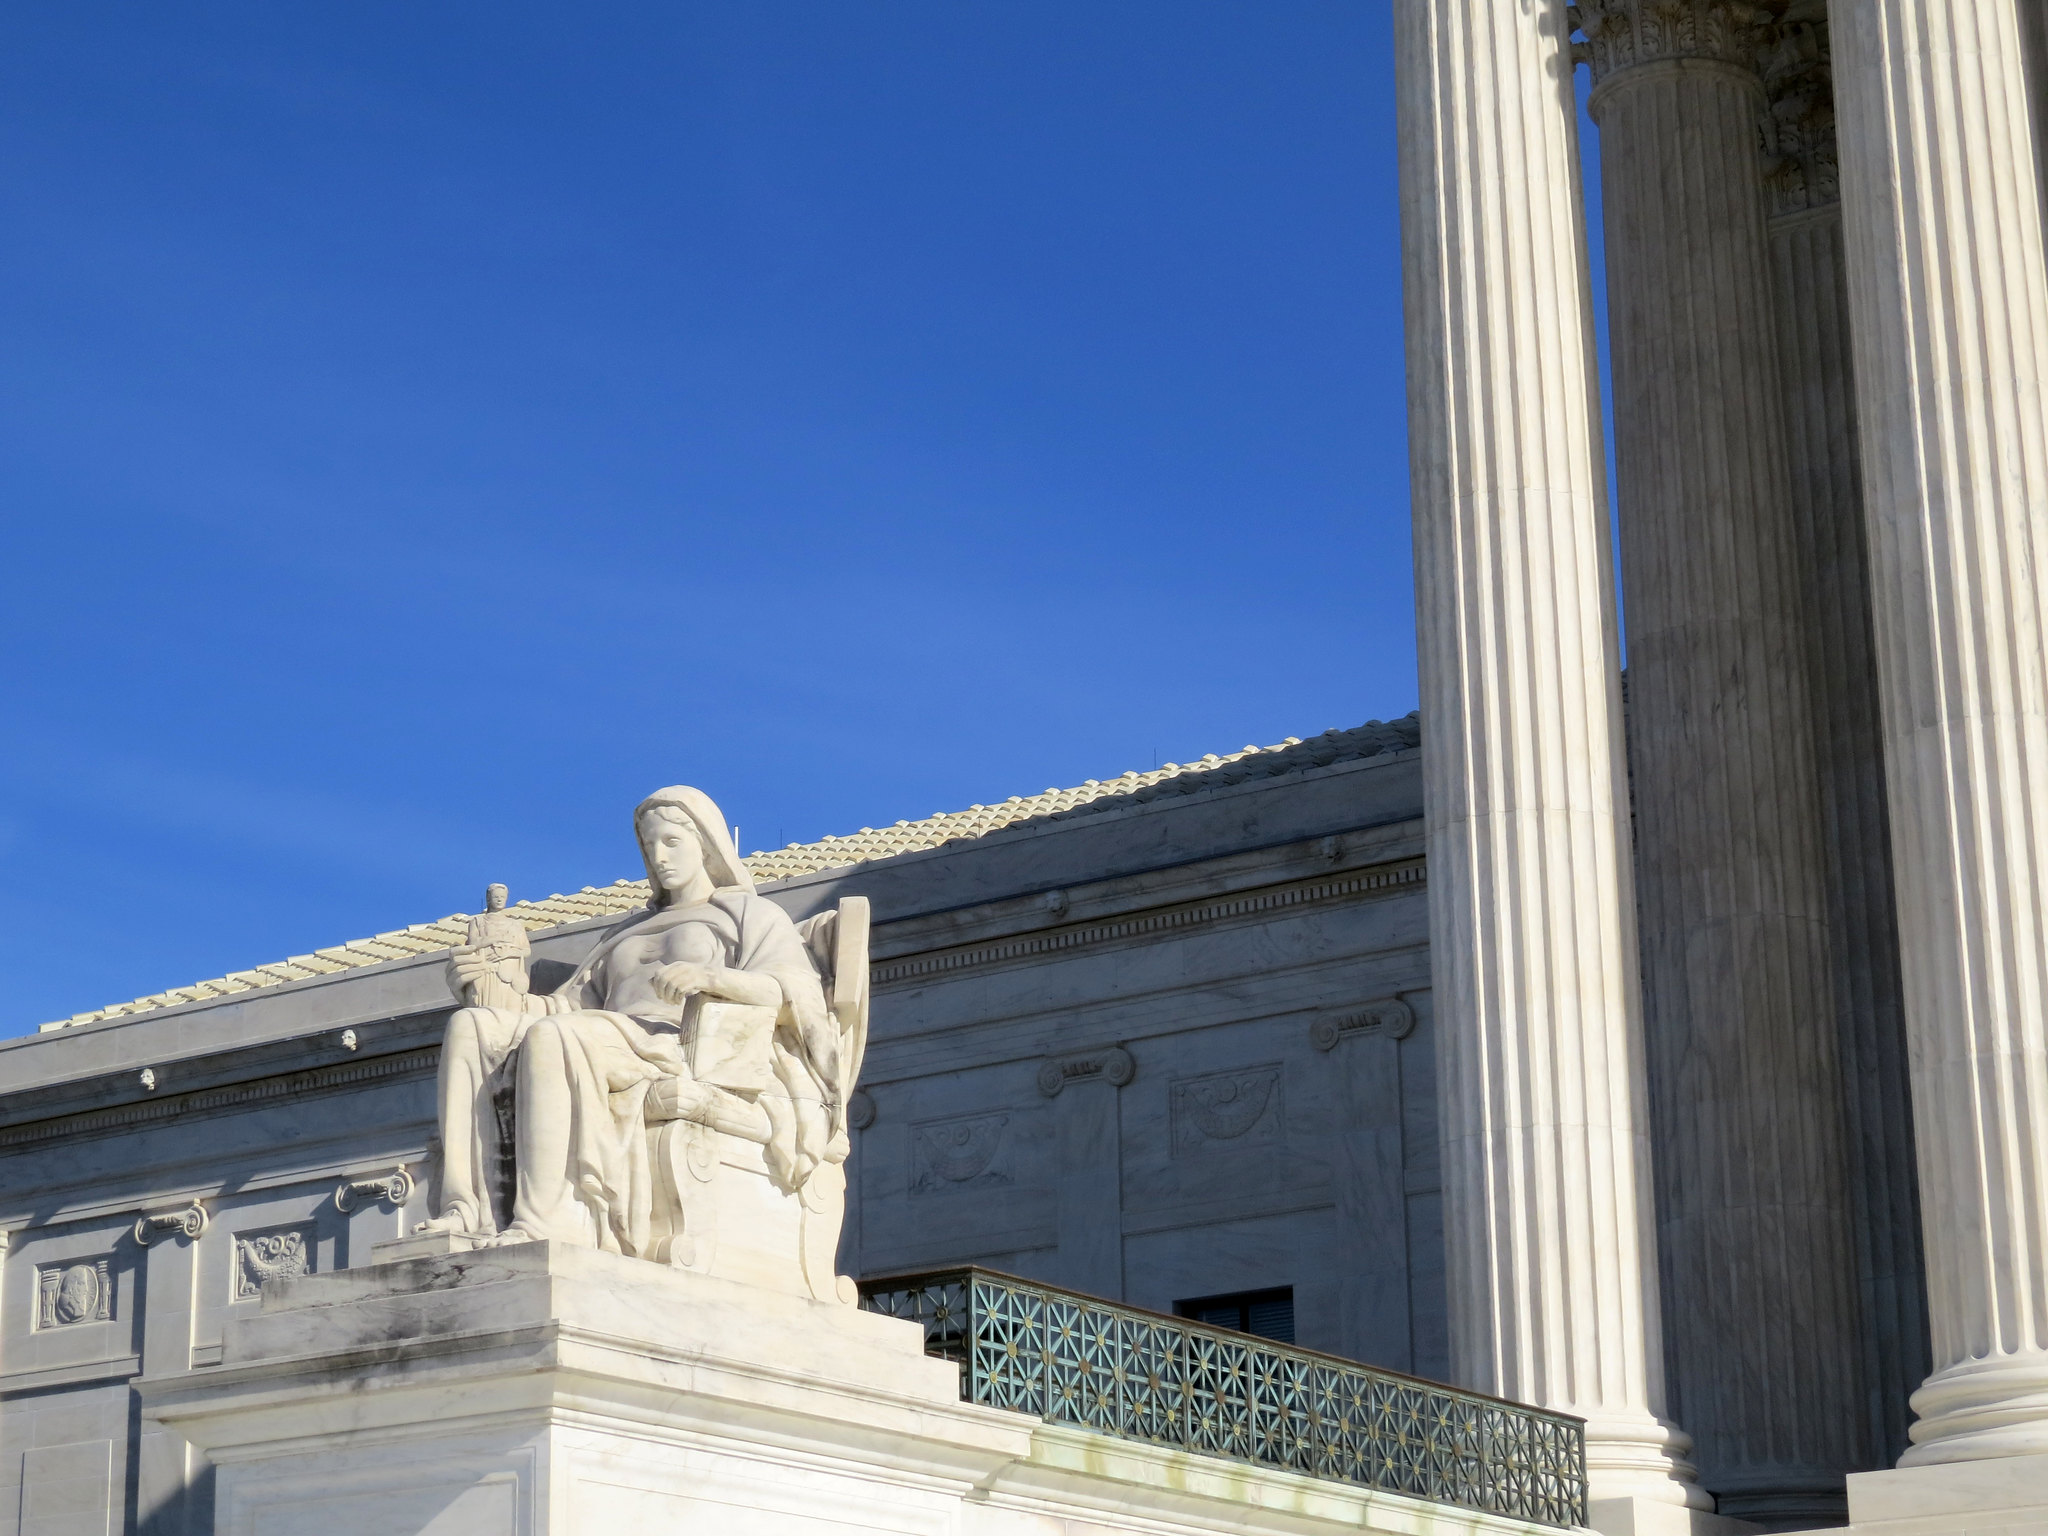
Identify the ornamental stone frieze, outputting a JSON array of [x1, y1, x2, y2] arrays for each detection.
[[1569, 0, 1779, 84]]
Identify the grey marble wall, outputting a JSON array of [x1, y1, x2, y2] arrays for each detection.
[[0, 747, 1443, 1535]]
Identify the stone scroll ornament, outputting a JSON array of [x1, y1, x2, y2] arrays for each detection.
[[414, 787, 871, 1304]]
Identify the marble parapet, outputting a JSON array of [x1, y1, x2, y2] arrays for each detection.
[[135, 1240, 1570, 1536]]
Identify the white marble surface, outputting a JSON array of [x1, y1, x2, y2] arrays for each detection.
[[1834, 0, 2048, 1468], [135, 1240, 1570, 1536], [1394, 0, 1704, 1519]]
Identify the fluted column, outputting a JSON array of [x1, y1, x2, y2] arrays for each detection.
[[1832, 0, 2048, 1468], [2019, 3, 2048, 232], [1760, 5, 1930, 1474], [1395, 0, 1708, 1518], [1578, 2, 1866, 1522]]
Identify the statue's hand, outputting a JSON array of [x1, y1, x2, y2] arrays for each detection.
[[654, 961, 716, 1004], [448, 944, 494, 995]]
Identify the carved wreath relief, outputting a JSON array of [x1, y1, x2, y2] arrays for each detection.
[[35, 1258, 112, 1329], [233, 1226, 313, 1301], [911, 1112, 1011, 1193], [1170, 1066, 1282, 1157]]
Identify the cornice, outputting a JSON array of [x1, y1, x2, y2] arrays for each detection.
[[871, 858, 1425, 988], [0, 1047, 437, 1151]]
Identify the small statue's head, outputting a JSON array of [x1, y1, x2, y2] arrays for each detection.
[[633, 786, 752, 907]]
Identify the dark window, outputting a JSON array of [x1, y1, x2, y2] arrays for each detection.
[[1173, 1286, 1294, 1344]]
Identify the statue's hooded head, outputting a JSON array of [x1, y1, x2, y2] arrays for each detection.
[[633, 786, 755, 907]]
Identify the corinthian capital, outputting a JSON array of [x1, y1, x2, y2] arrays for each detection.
[[1570, 0, 1778, 84], [1757, 0, 1838, 216]]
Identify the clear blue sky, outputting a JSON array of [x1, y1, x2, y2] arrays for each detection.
[[0, 5, 1606, 1033]]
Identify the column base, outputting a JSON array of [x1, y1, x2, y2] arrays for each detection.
[[1589, 1494, 1760, 1536], [1771, 1451, 2048, 1534], [1900, 1354, 2048, 1466], [1708, 1472, 1849, 1530], [1585, 1411, 1720, 1514]]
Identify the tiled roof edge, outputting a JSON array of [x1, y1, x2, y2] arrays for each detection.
[[38, 714, 1419, 1032]]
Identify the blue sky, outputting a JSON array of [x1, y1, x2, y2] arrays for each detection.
[[0, 5, 1608, 1034]]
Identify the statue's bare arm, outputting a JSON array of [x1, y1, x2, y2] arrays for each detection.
[[652, 960, 780, 1010]]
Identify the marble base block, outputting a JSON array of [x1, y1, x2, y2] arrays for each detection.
[[368, 1228, 480, 1263], [1771, 1452, 2048, 1535], [138, 1241, 1013, 1535], [135, 1242, 1569, 1536]]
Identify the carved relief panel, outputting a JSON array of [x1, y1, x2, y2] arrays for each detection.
[[232, 1225, 314, 1301], [35, 1257, 113, 1330], [911, 1111, 1012, 1195], [858, 1073, 1055, 1270], [1169, 1065, 1283, 1159], [188, 1183, 348, 1370]]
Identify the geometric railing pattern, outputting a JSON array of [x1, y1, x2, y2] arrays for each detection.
[[858, 1267, 1587, 1530]]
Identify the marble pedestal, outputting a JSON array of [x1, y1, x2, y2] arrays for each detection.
[[137, 1241, 1012, 1535], [135, 1241, 1572, 1536]]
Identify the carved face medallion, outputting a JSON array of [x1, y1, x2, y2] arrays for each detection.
[[36, 1257, 112, 1329], [53, 1265, 98, 1325]]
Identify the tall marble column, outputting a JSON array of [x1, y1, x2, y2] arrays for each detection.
[[1394, 0, 1708, 1519], [1830, 0, 2048, 1468], [1577, 2, 1866, 1522], [1759, 4, 1930, 1473]]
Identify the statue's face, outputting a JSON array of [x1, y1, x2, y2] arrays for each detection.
[[641, 806, 708, 897]]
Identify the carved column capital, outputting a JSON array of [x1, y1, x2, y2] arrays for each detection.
[[1309, 997, 1416, 1051], [1758, 2, 1838, 217], [1037, 1046, 1135, 1098], [335, 1166, 415, 1213], [1571, 0, 1778, 85], [134, 1200, 208, 1246]]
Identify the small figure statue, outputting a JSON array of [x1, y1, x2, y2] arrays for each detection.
[[414, 786, 869, 1303], [461, 884, 530, 1013]]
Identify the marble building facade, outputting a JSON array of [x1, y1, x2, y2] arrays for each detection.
[[8, 0, 2048, 1532]]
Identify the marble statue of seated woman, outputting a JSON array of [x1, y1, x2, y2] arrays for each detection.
[[415, 785, 846, 1260]]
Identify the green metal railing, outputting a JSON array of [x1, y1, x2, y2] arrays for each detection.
[[859, 1267, 1586, 1531]]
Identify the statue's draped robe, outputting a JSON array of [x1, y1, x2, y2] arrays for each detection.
[[456, 888, 823, 1257]]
